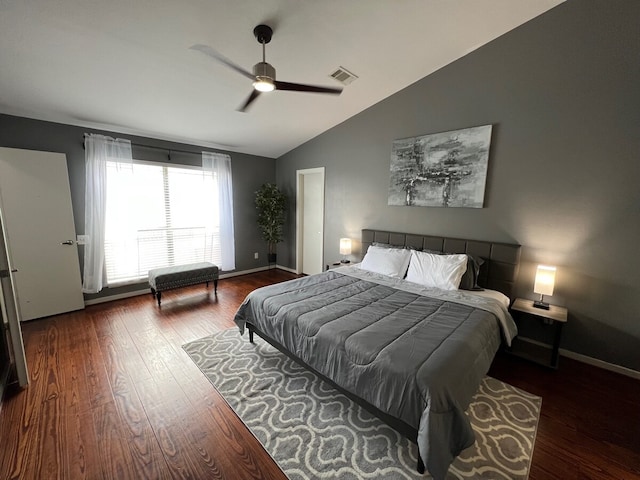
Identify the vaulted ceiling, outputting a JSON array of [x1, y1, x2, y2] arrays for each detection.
[[0, 0, 563, 158]]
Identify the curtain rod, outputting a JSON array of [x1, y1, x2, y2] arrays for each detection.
[[82, 133, 214, 156]]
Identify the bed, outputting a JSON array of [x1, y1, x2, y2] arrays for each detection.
[[233, 229, 521, 479]]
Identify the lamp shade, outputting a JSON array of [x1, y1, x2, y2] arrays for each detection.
[[339, 238, 352, 255], [534, 265, 556, 296]]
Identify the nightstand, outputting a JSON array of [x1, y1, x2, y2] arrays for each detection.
[[326, 262, 350, 271], [509, 297, 568, 369]]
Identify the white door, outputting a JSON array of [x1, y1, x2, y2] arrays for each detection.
[[0, 208, 28, 386], [296, 168, 324, 275], [0, 147, 84, 321]]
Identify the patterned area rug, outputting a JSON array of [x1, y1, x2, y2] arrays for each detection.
[[183, 329, 541, 479]]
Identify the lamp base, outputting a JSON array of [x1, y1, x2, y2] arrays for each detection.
[[533, 300, 550, 310], [340, 259, 351, 264]]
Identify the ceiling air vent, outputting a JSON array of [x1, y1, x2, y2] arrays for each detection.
[[329, 66, 358, 86]]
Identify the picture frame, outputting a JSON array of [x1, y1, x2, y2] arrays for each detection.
[[388, 125, 492, 208]]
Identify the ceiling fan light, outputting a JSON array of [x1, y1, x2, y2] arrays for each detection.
[[253, 77, 275, 92]]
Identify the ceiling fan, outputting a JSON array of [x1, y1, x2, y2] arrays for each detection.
[[190, 24, 343, 112]]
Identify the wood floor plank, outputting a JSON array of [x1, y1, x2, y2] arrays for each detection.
[[0, 326, 49, 479], [2, 270, 639, 480], [135, 375, 228, 479], [62, 406, 100, 479], [98, 308, 155, 385], [80, 312, 120, 410], [26, 321, 65, 479], [58, 314, 101, 480], [97, 317, 173, 479], [91, 400, 140, 480], [193, 395, 287, 480], [125, 326, 177, 383]]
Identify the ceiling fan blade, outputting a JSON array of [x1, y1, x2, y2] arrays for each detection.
[[238, 90, 261, 112], [274, 80, 342, 95], [189, 44, 255, 80]]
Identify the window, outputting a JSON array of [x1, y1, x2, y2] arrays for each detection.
[[104, 160, 220, 285]]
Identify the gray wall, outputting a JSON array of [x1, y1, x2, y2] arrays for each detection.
[[0, 114, 276, 300], [277, 0, 640, 371]]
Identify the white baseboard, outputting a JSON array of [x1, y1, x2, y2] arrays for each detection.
[[275, 264, 298, 274], [517, 336, 640, 380], [219, 266, 270, 278], [221, 265, 298, 276], [84, 288, 151, 306]]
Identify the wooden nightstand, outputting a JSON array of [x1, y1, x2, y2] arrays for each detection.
[[509, 297, 568, 369]]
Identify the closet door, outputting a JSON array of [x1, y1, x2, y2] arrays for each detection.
[[0, 147, 84, 321]]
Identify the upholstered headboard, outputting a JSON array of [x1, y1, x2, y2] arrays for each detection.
[[362, 229, 521, 300]]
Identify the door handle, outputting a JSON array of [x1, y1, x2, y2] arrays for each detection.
[[61, 240, 75, 245]]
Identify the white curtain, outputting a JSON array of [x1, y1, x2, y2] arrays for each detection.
[[202, 151, 235, 271], [83, 134, 132, 293]]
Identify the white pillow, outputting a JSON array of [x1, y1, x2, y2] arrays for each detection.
[[406, 250, 468, 290], [360, 245, 411, 278]]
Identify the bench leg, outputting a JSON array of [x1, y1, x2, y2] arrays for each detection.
[[205, 280, 218, 295], [150, 287, 156, 297], [156, 291, 162, 307], [417, 454, 425, 474]]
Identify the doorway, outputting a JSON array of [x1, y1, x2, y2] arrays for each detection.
[[296, 168, 325, 275]]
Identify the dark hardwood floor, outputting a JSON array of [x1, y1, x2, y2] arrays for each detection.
[[1, 270, 639, 479]]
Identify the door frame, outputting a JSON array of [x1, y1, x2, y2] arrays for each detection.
[[0, 206, 28, 387], [295, 167, 325, 275]]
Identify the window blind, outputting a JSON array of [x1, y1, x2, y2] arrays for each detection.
[[104, 161, 221, 285]]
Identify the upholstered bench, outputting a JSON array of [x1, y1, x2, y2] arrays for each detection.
[[148, 262, 219, 306]]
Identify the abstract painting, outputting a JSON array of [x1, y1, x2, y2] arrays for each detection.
[[388, 125, 492, 208]]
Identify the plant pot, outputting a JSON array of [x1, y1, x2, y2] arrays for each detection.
[[267, 253, 277, 264]]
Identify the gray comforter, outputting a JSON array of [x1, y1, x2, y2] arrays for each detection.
[[234, 266, 517, 479]]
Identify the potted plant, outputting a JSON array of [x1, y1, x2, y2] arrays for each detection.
[[255, 183, 287, 264]]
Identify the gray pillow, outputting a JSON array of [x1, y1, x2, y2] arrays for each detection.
[[372, 242, 422, 251], [458, 255, 485, 291]]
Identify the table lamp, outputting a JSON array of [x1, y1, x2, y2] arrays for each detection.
[[533, 265, 556, 309], [339, 238, 352, 263]]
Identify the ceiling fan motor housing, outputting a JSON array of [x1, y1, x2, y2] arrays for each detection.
[[253, 24, 273, 44], [253, 62, 276, 81]]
